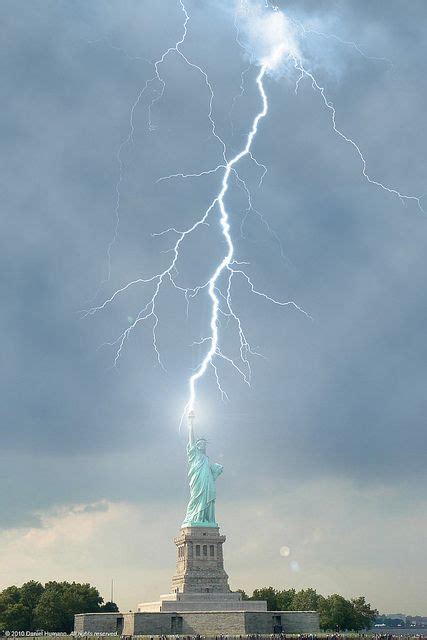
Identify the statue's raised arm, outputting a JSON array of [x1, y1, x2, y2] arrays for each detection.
[[182, 412, 223, 528]]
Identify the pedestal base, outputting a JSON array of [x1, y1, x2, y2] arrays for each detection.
[[137, 591, 267, 612], [75, 610, 320, 635]]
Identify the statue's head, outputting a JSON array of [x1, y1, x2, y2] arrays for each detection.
[[196, 438, 207, 453]]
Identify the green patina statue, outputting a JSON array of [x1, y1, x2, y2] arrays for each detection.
[[182, 411, 223, 528]]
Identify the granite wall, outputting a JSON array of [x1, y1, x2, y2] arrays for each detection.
[[75, 609, 320, 635]]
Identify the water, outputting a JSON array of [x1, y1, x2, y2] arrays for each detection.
[[366, 630, 426, 637]]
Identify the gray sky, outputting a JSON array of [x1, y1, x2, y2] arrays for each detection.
[[1, 0, 426, 616]]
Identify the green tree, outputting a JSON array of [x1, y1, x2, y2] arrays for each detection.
[[0, 583, 45, 631], [319, 594, 355, 631], [226, 584, 378, 630], [0, 603, 30, 631], [20, 581, 44, 630], [0, 581, 118, 633], [34, 582, 103, 633], [0, 586, 21, 610], [291, 588, 321, 611], [350, 596, 378, 631], [0, 585, 20, 628], [34, 584, 67, 632], [251, 587, 279, 611], [101, 601, 119, 612], [276, 589, 296, 611]]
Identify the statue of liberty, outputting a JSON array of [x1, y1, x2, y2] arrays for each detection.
[[182, 411, 223, 527]]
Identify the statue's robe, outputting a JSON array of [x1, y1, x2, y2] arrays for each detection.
[[183, 442, 223, 525]]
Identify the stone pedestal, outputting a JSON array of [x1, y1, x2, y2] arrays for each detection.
[[137, 526, 267, 613], [172, 526, 230, 594]]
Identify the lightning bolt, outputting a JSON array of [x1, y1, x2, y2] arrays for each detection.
[[85, 0, 423, 427], [235, 0, 424, 212], [184, 62, 312, 418], [287, 18, 394, 70], [83, 3, 310, 424], [87, 0, 226, 301], [291, 57, 424, 212]]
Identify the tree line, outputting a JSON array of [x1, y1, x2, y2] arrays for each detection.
[[239, 587, 378, 631], [0, 581, 118, 634], [0, 581, 378, 633]]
